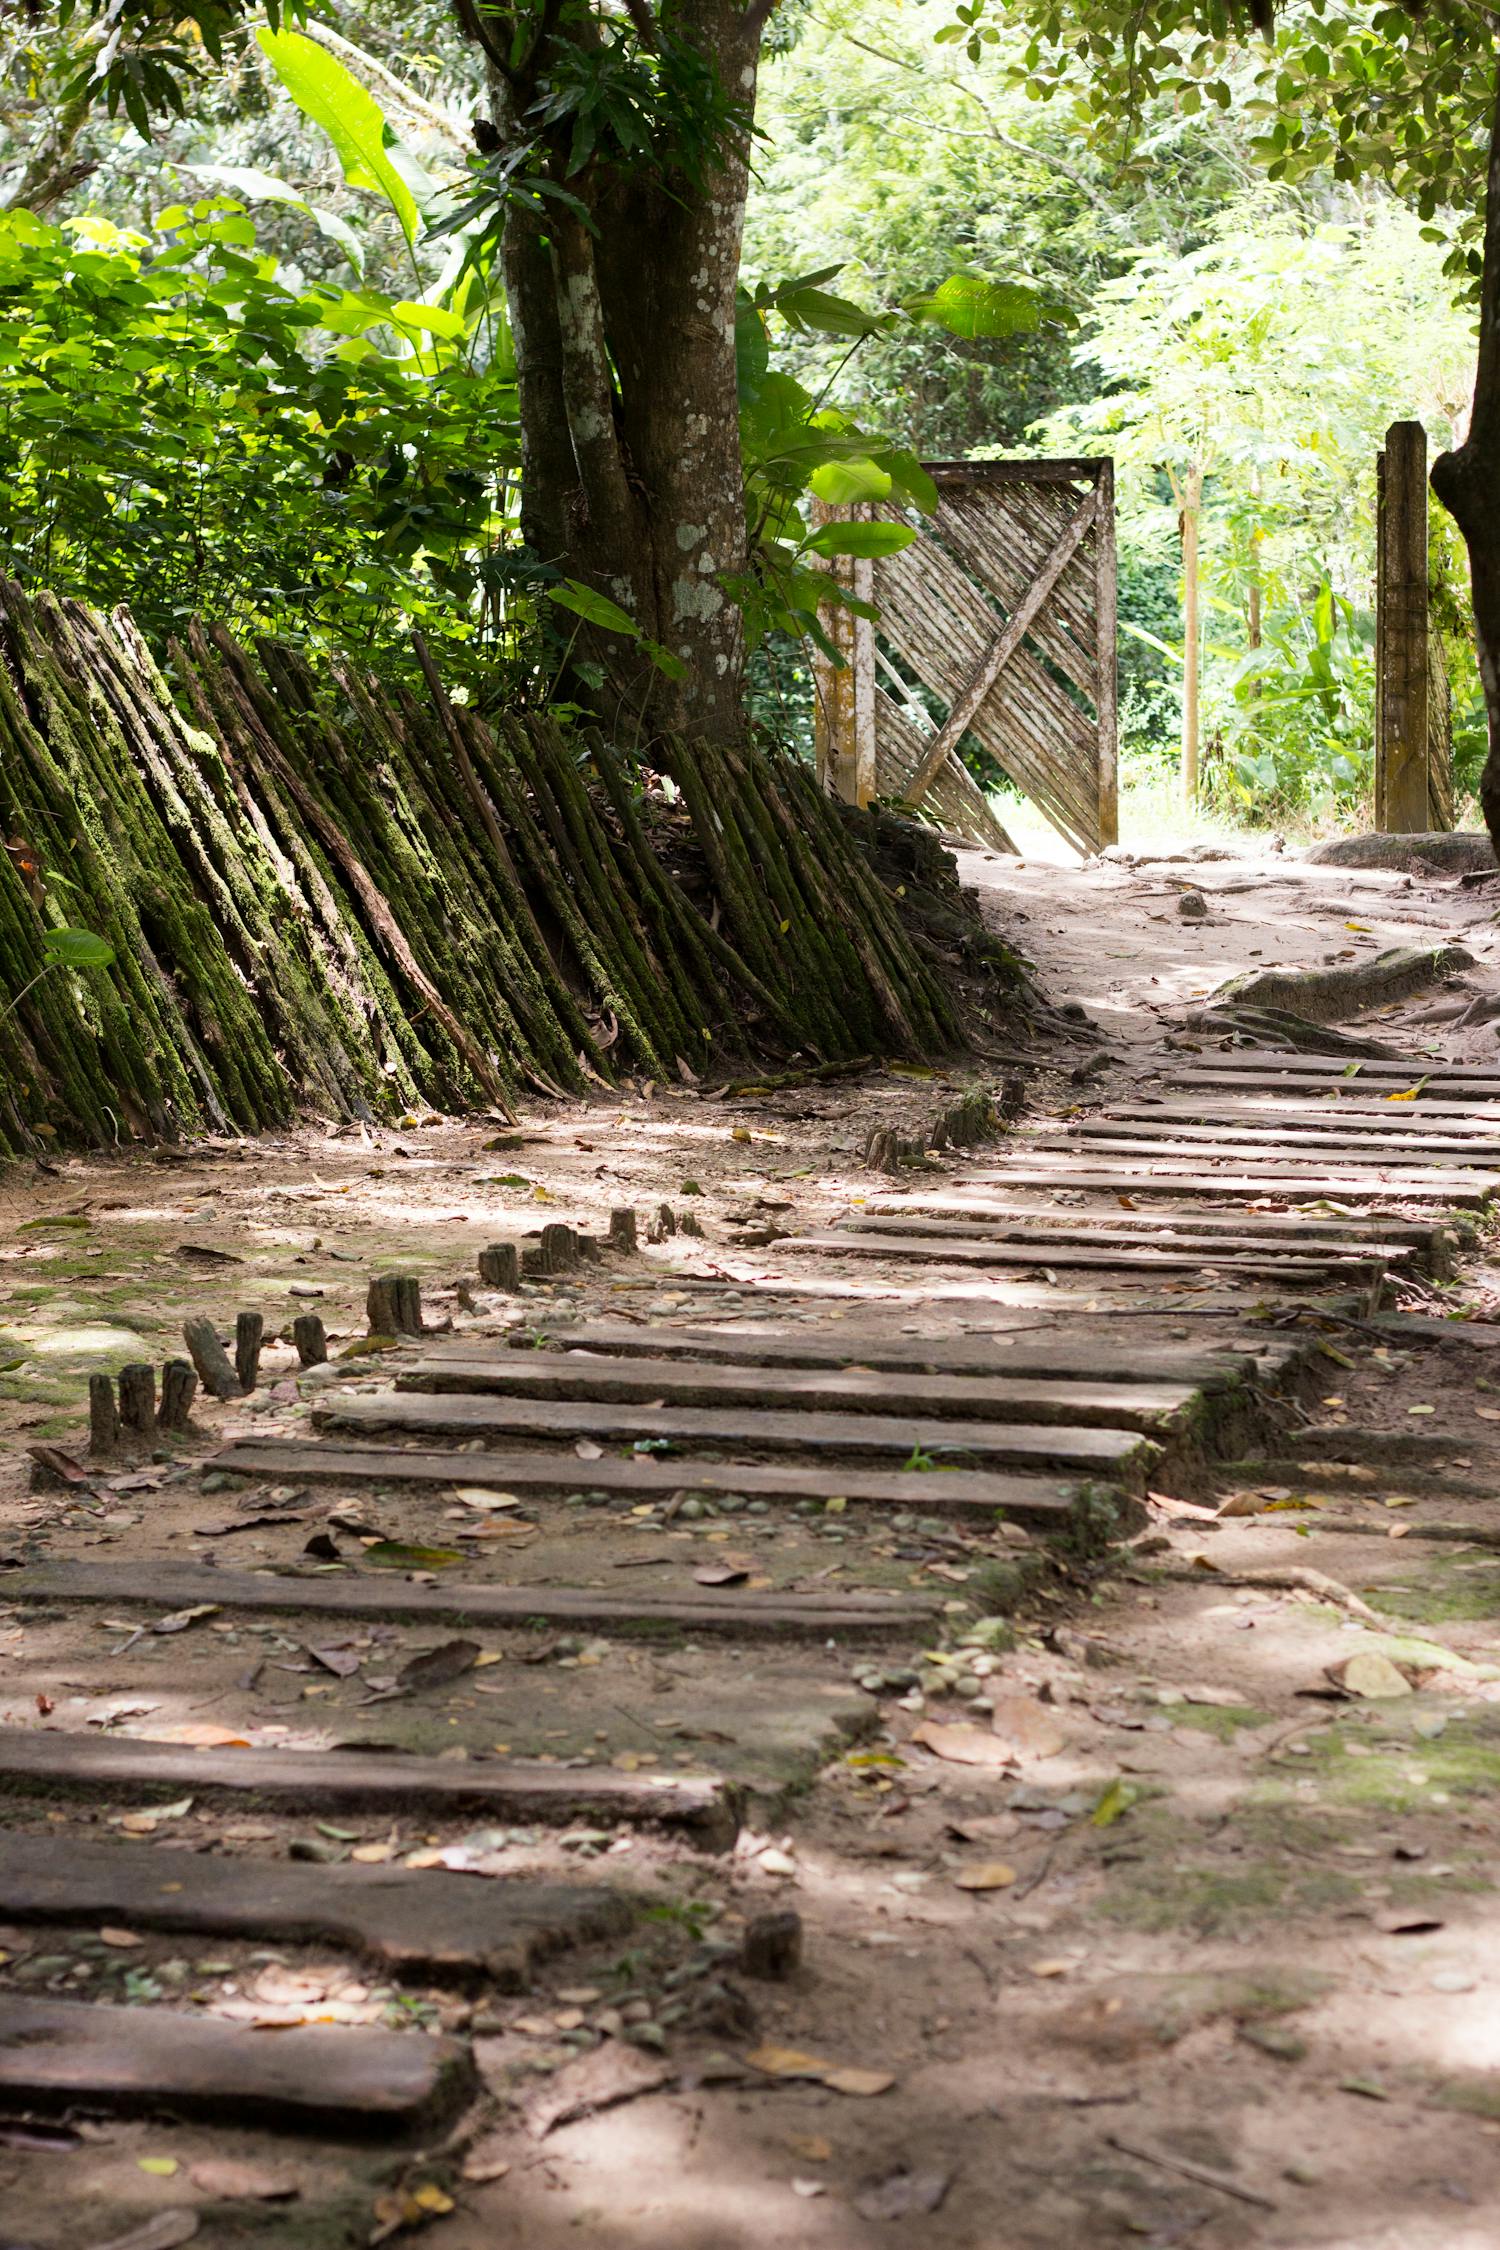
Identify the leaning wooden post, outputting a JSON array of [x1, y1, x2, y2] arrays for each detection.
[[810, 501, 876, 806], [1375, 420, 1434, 832]]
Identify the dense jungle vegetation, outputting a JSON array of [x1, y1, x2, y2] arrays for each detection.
[[0, 0, 1490, 836]]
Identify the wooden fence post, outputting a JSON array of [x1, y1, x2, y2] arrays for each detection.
[[1375, 420, 1439, 832], [1095, 457, 1120, 848], [810, 501, 876, 805]]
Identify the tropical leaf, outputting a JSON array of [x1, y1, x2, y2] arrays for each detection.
[[256, 29, 420, 251]]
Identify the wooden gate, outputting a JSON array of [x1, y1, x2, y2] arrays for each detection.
[[814, 456, 1118, 855]]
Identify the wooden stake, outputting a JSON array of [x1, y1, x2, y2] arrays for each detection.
[[292, 1313, 327, 1367], [182, 1317, 243, 1401], [477, 1243, 521, 1290], [1375, 419, 1436, 833], [116, 1364, 156, 1438], [234, 1311, 264, 1394], [607, 1207, 638, 1254], [367, 1274, 423, 1337], [158, 1360, 197, 1432], [88, 1374, 119, 1457]]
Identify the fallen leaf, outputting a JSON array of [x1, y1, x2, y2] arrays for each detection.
[[137, 2156, 180, 2176], [306, 1645, 361, 1678], [694, 1564, 749, 1587], [454, 1487, 522, 1510], [821, 2066, 896, 2097], [100, 1927, 143, 1948], [151, 1604, 220, 1635], [954, 1862, 1016, 1892], [363, 1541, 463, 1570], [350, 1842, 397, 1864], [854, 2167, 952, 2220], [746, 2047, 894, 2097], [97, 2217, 200, 2250], [792, 2177, 827, 2198], [460, 2141, 512, 2185], [575, 1439, 604, 1461], [1090, 1778, 1137, 1827], [911, 1720, 1013, 1768], [396, 1638, 481, 1693], [188, 2158, 298, 2201], [788, 2134, 833, 2163], [142, 1722, 250, 1749], [987, 1693, 1067, 1760]]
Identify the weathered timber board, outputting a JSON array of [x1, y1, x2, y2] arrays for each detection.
[[952, 1165, 1493, 1207], [861, 1195, 1451, 1249], [0, 1834, 629, 1989], [398, 1348, 1201, 1433], [0, 1558, 936, 1640], [1157, 1052, 1500, 1085], [471, 1320, 1258, 1388], [0, 1727, 736, 1840], [0, 1994, 473, 2134], [1110, 1097, 1500, 1130], [313, 1390, 1158, 1477], [832, 1214, 1416, 1263], [211, 1438, 1112, 1528], [785, 1232, 1382, 1280], [1053, 1121, 1500, 1162]]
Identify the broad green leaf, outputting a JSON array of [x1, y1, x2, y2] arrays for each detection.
[[808, 457, 892, 505], [183, 162, 366, 275], [389, 301, 467, 341], [775, 286, 886, 338], [548, 580, 642, 637], [256, 29, 420, 251], [805, 520, 916, 559], [912, 274, 1044, 339], [41, 927, 115, 969]]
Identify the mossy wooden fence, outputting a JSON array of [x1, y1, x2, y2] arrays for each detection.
[[0, 579, 960, 1156]]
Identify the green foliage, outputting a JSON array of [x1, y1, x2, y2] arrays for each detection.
[[0, 199, 520, 671], [937, 0, 1494, 296], [256, 27, 425, 255], [1034, 196, 1476, 815]]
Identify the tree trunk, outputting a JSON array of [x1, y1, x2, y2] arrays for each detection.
[[1431, 64, 1500, 854], [477, 0, 758, 743], [1179, 466, 1204, 803]]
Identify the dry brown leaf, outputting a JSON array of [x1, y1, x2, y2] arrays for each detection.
[[954, 1861, 1017, 1892], [987, 1694, 1067, 1760], [188, 2158, 298, 2201], [911, 1719, 1014, 1768]]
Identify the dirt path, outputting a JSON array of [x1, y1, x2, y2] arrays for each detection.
[[3, 841, 1500, 2249]]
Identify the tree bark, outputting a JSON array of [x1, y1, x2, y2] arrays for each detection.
[[1431, 64, 1500, 854], [476, 0, 758, 743]]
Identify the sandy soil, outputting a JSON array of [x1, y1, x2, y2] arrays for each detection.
[[3, 840, 1500, 2248]]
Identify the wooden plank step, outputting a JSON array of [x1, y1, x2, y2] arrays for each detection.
[[505, 1320, 1257, 1389], [1152, 1049, 1496, 1081], [0, 1994, 473, 2135], [953, 1164, 1494, 1207], [0, 1558, 937, 1642], [1053, 1120, 1500, 1162], [0, 1726, 738, 1843], [863, 1194, 1451, 1250], [314, 1389, 1159, 1479], [1110, 1096, 1500, 1130], [399, 1347, 1202, 1434], [784, 1231, 1383, 1280], [211, 1437, 1118, 1531], [1164, 1062, 1500, 1094], [0, 1834, 629, 1989], [833, 1214, 1417, 1265]]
